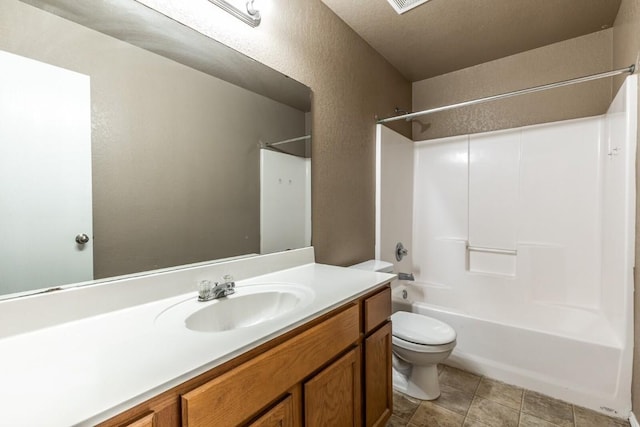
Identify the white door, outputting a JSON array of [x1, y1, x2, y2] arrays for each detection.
[[260, 149, 311, 254], [0, 50, 93, 295]]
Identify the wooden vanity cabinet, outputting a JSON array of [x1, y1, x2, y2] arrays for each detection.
[[98, 283, 391, 427]]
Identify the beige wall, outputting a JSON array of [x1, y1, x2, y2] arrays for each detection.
[[612, 0, 640, 415], [137, 0, 412, 267], [412, 30, 613, 140], [0, 1, 306, 279]]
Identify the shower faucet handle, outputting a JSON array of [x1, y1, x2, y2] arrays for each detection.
[[396, 242, 409, 261]]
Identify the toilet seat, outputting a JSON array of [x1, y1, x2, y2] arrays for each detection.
[[391, 311, 456, 345], [392, 335, 457, 353]]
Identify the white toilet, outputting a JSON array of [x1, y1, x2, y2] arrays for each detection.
[[350, 260, 457, 400], [390, 311, 456, 400]]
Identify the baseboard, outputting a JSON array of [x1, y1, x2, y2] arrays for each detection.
[[630, 411, 639, 427]]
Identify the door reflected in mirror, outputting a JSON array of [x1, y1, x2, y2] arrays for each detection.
[[0, 0, 311, 299]]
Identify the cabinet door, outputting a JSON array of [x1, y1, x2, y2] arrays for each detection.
[[122, 412, 154, 427], [248, 395, 294, 427], [304, 348, 361, 427], [365, 321, 393, 427]]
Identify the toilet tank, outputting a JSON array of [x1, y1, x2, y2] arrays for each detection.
[[350, 259, 394, 274]]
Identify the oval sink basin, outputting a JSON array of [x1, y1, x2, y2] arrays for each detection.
[[156, 283, 314, 333]]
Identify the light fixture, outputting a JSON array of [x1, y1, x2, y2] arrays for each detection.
[[208, 0, 261, 27], [386, 0, 432, 14]]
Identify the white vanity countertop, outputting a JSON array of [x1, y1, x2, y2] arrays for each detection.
[[0, 262, 394, 427]]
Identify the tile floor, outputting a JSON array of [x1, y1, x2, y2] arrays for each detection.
[[387, 365, 630, 427]]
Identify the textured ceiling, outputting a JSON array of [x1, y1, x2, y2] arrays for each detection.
[[320, 0, 622, 82]]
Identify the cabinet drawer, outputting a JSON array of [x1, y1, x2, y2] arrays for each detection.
[[364, 286, 391, 333], [182, 304, 360, 427]]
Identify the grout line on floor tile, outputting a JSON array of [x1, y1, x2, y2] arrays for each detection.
[[472, 374, 482, 395], [458, 371, 483, 426]]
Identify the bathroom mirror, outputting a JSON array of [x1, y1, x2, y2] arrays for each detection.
[[0, 0, 312, 299]]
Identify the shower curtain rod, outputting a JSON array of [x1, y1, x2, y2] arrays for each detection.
[[263, 135, 311, 147], [377, 64, 636, 124]]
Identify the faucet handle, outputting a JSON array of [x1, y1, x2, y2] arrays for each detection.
[[221, 274, 235, 288], [220, 274, 235, 296], [198, 280, 213, 301]]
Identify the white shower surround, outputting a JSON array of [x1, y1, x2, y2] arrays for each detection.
[[376, 75, 637, 417]]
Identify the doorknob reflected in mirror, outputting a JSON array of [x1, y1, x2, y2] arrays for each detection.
[[75, 234, 90, 244]]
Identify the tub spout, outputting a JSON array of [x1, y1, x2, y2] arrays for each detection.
[[398, 272, 414, 281]]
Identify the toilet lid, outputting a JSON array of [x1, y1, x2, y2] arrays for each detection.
[[391, 311, 456, 345]]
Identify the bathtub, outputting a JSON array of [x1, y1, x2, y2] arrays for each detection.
[[392, 281, 631, 417]]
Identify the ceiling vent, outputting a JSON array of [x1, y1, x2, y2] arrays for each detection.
[[386, 0, 432, 14]]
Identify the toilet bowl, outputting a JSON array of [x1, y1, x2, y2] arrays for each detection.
[[391, 311, 457, 400]]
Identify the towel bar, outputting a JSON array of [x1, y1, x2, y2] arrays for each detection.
[[466, 244, 517, 256]]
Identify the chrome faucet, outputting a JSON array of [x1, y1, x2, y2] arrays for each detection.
[[198, 275, 236, 301]]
